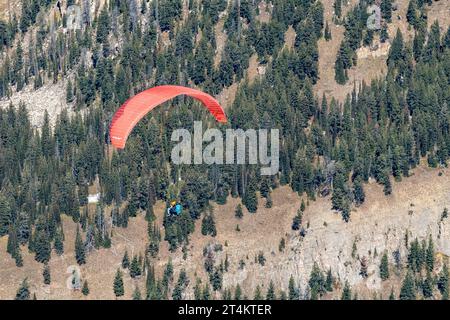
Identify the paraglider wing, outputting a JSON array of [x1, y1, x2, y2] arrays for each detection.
[[109, 85, 227, 149]]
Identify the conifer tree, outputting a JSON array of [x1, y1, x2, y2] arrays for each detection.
[[133, 286, 142, 300], [389, 288, 395, 300], [75, 227, 86, 265], [325, 268, 333, 292], [235, 204, 243, 219], [43, 264, 51, 285], [399, 271, 416, 300], [266, 280, 276, 300], [380, 252, 390, 281], [437, 263, 449, 300], [234, 284, 242, 300], [113, 269, 124, 298], [82, 280, 90, 296], [122, 250, 130, 269], [288, 275, 299, 300], [341, 281, 351, 300], [425, 235, 434, 272], [254, 285, 262, 300], [15, 279, 30, 300], [130, 255, 142, 278]]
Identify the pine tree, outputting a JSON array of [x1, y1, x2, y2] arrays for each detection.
[[341, 281, 351, 300], [353, 177, 365, 206], [380, 252, 390, 281], [325, 268, 333, 291], [210, 268, 222, 291], [15, 279, 30, 300], [422, 270, 433, 298], [54, 228, 64, 255], [34, 228, 51, 264], [82, 280, 90, 296], [266, 280, 276, 300], [288, 275, 299, 300], [194, 279, 202, 300], [243, 179, 258, 213], [75, 227, 86, 265], [380, 24, 389, 43], [43, 264, 51, 285], [381, 0, 392, 22], [130, 255, 142, 278], [389, 288, 395, 300], [437, 263, 449, 300], [235, 204, 243, 219], [234, 284, 242, 300], [291, 209, 302, 230], [66, 79, 74, 103], [334, 0, 342, 18], [254, 285, 262, 300], [113, 269, 124, 297], [324, 21, 332, 41], [399, 271, 416, 300], [133, 286, 142, 300], [122, 251, 130, 269], [309, 263, 325, 300], [425, 235, 434, 272], [202, 284, 211, 300], [407, 0, 418, 28], [0, 194, 12, 236]]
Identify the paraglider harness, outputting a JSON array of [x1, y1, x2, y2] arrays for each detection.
[[167, 201, 183, 217]]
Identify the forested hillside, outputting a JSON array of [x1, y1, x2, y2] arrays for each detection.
[[0, 0, 449, 300]]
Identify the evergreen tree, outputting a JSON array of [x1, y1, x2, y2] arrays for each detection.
[[54, 228, 64, 255], [133, 286, 142, 300], [425, 235, 434, 272], [130, 255, 142, 278], [291, 209, 303, 230], [381, 0, 392, 22], [334, 0, 342, 18], [254, 285, 262, 300], [0, 195, 12, 236], [437, 263, 449, 300], [380, 24, 389, 43], [113, 269, 124, 297], [325, 268, 333, 292], [422, 270, 433, 298], [34, 228, 51, 264], [389, 288, 395, 300], [75, 227, 86, 265], [353, 177, 365, 206], [122, 250, 130, 269], [266, 280, 276, 300], [288, 275, 299, 300], [15, 279, 30, 300], [43, 264, 51, 285], [243, 179, 258, 213], [235, 204, 243, 219], [341, 281, 351, 300], [380, 252, 390, 281], [324, 21, 332, 41], [399, 271, 416, 300], [234, 284, 242, 300], [309, 263, 325, 300], [82, 280, 90, 296]]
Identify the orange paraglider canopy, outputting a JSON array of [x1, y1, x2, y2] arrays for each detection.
[[109, 85, 227, 149]]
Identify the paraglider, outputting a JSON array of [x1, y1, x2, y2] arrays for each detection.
[[167, 200, 183, 217], [109, 85, 227, 149]]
